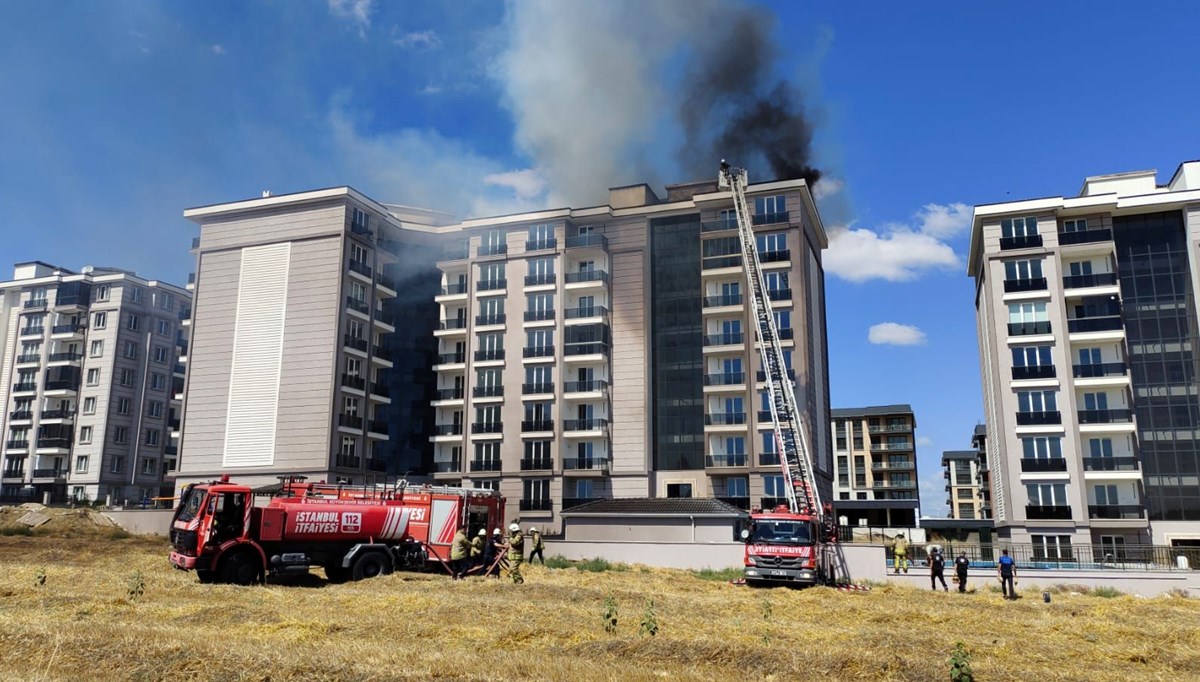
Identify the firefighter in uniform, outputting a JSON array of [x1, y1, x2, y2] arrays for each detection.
[[450, 528, 470, 580], [891, 533, 910, 574], [488, 528, 504, 577], [528, 526, 545, 565], [506, 522, 525, 584], [470, 528, 486, 573]]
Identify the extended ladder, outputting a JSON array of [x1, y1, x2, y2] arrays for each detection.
[[719, 162, 821, 518]]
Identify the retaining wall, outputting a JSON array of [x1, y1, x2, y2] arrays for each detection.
[[104, 509, 174, 536]]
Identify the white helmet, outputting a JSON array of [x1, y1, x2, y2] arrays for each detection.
[[509, 523, 520, 532], [492, 528, 501, 535], [528, 526, 538, 533], [477, 528, 486, 537]]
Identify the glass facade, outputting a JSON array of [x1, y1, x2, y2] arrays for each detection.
[[650, 214, 704, 469], [1113, 211, 1200, 521]]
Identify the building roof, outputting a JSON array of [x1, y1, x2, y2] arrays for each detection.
[[830, 404, 914, 418], [560, 497, 748, 517], [973, 424, 986, 436], [942, 450, 978, 462]]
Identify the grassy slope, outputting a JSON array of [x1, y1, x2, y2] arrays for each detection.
[[0, 537, 1197, 681]]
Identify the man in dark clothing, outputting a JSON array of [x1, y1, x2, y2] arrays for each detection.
[[486, 528, 503, 577], [997, 549, 1017, 599], [954, 552, 970, 593], [929, 549, 948, 591]]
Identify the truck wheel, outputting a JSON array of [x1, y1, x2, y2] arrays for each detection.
[[196, 569, 216, 584], [325, 565, 350, 584], [221, 552, 262, 586], [351, 551, 392, 581]]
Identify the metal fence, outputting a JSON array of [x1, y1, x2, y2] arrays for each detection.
[[886, 542, 1197, 573]]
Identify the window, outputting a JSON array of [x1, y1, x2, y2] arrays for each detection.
[[523, 478, 550, 503], [1016, 390, 1057, 413], [1011, 346, 1052, 367], [1063, 218, 1088, 233], [351, 207, 370, 232], [478, 332, 503, 355], [1008, 302, 1048, 323], [1082, 392, 1109, 411], [1026, 483, 1067, 506], [526, 328, 553, 351], [344, 397, 359, 417], [575, 479, 594, 499], [1077, 347, 1102, 365], [93, 312, 107, 329], [130, 287, 142, 303], [141, 458, 157, 475], [82, 397, 97, 414], [155, 291, 174, 311], [1088, 438, 1114, 458], [1001, 216, 1039, 238], [90, 340, 104, 357], [123, 340, 138, 359], [1093, 484, 1118, 506], [724, 436, 746, 454], [79, 426, 93, 444], [761, 431, 778, 454], [147, 401, 163, 418], [95, 285, 110, 302], [528, 223, 554, 245], [754, 195, 785, 218], [957, 488, 974, 499], [349, 242, 368, 265], [524, 439, 552, 465], [763, 475, 785, 498], [476, 405, 501, 426], [1004, 259, 1043, 281], [774, 310, 791, 330], [150, 373, 165, 391], [86, 368, 100, 385], [145, 430, 160, 446], [476, 368, 501, 389], [156, 318, 170, 336], [528, 257, 555, 281], [115, 397, 130, 414], [340, 436, 357, 456], [75, 456, 89, 473], [1031, 534, 1072, 560], [118, 369, 136, 387], [481, 229, 506, 254], [756, 232, 787, 253], [112, 427, 128, 445], [345, 357, 361, 377], [527, 293, 554, 317], [1069, 261, 1094, 277], [525, 365, 552, 387], [153, 346, 168, 363], [349, 281, 367, 303], [524, 401, 552, 422], [1099, 535, 1126, 560], [126, 314, 140, 331], [480, 298, 504, 319], [957, 503, 975, 519], [764, 271, 789, 292], [29, 287, 47, 304]]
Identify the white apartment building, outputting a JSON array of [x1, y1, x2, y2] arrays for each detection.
[[969, 160, 1200, 554], [0, 262, 189, 504], [830, 405, 920, 527], [942, 450, 985, 520]]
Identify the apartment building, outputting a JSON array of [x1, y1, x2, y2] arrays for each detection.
[[428, 177, 832, 531], [0, 262, 189, 503], [943, 450, 985, 520], [829, 405, 919, 527], [968, 160, 1200, 552], [176, 189, 446, 490], [972, 423, 993, 519]]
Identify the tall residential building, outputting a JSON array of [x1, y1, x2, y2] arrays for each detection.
[[176, 188, 447, 490], [829, 405, 919, 527], [968, 160, 1200, 552], [972, 423, 993, 519], [428, 178, 832, 530], [0, 262, 190, 504], [943, 450, 984, 520]]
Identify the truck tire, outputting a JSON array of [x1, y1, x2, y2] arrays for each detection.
[[325, 564, 350, 584], [220, 551, 262, 586], [351, 551, 392, 581], [196, 569, 217, 584]]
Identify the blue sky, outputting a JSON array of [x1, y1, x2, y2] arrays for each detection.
[[2, 1, 1197, 515]]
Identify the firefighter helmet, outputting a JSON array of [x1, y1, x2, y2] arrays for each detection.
[[492, 528, 501, 535], [509, 523, 520, 532], [477, 528, 486, 536]]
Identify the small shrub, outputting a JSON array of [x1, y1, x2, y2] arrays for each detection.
[[1165, 588, 1191, 599], [760, 596, 773, 621], [1092, 586, 1123, 599], [949, 641, 974, 682], [127, 572, 145, 601], [1, 525, 33, 536], [34, 567, 46, 587], [106, 528, 133, 540], [602, 594, 618, 634], [545, 555, 573, 570], [639, 600, 659, 637], [693, 567, 743, 582]]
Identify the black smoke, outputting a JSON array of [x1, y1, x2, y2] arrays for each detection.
[[677, 8, 821, 185]]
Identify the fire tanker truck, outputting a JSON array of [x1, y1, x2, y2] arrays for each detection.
[[720, 162, 841, 587], [168, 476, 505, 585]]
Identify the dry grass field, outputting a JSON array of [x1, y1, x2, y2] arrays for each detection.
[[0, 533, 1198, 681]]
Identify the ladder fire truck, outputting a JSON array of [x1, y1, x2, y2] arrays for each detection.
[[720, 161, 840, 587]]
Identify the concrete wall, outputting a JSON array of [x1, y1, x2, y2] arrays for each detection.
[[886, 565, 1198, 598], [564, 516, 736, 543], [105, 508, 173, 536]]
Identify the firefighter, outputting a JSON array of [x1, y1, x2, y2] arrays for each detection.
[[528, 525, 545, 565], [450, 527, 470, 580], [488, 528, 504, 577], [507, 522, 525, 584], [891, 533, 910, 574], [470, 528, 486, 573]]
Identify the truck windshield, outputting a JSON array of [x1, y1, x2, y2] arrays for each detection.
[[176, 487, 205, 523], [751, 520, 813, 545]]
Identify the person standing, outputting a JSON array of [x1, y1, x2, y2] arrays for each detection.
[[891, 533, 910, 574], [450, 528, 470, 580], [506, 523, 525, 584], [484, 528, 502, 578], [954, 552, 970, 593], [470, 529, 486, 573], [997, 549, 1017, 599], [528, 526, 545, 565], [929, 549, 948, 591]]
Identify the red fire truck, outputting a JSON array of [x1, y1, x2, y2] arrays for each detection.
[[168, 476, 506, 585], [737, 503, 832, 587]]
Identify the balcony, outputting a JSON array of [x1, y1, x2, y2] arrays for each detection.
[[1063, 272, 1117, 289], [717, 496, 751, 511], [1078, 409, 1134, 424], [872, 480, 917, 490], [371, 346, 392, 363], [767, 288, 792, 302], [704, 372, 746, 386], [191, 236, 201, 249], [519, 499, 552, 511], [472, 458, 502, 472], [701, 219, 737, 233], [2, 468, 25, 479], [526, 238, 557, 252], [777, 327, 795, 340], [520, 457, 553, 471], [164, 445, 178, 456], [872, 460, 915, 471], [564, 343, 608, 357], [31, 468, 67, 479], [565, 306, 608, 320], [374, 310, 395, 328], [1025, 504, 1072, 520], [705, 412, 747, 426], [1003, 277, 1048, 293], [704, 332, 744, 347], [1074, 363, 1126, 378], [704, 294, 743, 308], [439, 318, 467, 331], [440, 283, 468, 296], [345, 296, 369, 315], [335, 455, 361, 469], [756, 369, 796, 382], [369, 383, 390, 398], [562, 497, 600, 510], [340, 374, 366, 391], [1016, 411, 1061, 425], [36, 438, 72, 450], [565, 233, 608, 250], [525, 273, 556, 287], [473, 386, 504, 398], [1058, 228, 1111, 245], [1068, 317, 1123, 333], [343, 335, 368, 352], [435, 387, 465, 400], [706, 454, 749, 468], [1082, 457, 1139, 471], [348, 259, 373, 279], [477, 278, 507, 292], [476, 314, 506, 326], [1008, 321, 1052, 336], [471, 422, 503, 434], [868, 424, 912, 434], [871, 441, 913, 452], [564, 379, 608, 394], [40, 409, 74, 421], [524, 310, 556, 322], [759, 249, 790, 263], [1087, 504, 1145, 520], [441, 242, 470, 260], [18, 327, 44, 337], [521, 420, 554, 433], [52, 323, 86, 335], [565, 270, 610, 285], [1011, 365, 1056, 380], [338, 414, 364, 430], [1019, 458, 1067, 473], [563, 418, 609, 431], [758, 452, 780, 466], [478, 243, 507, 257], [522, 382, 554, 395], [433, 459, 462, 473], [752, 211, 788, 226], [563, 457, 611, 473], [436, 352, 466, 365], [703, 255, 741, 270], [433, 424, 463, 436], [9, 411, 33, 421], [23, 299, 48, 310], [16, 354, 40, 364], [376, 273, 397, 292], [1000, 234, 1043, 250], [474, 349, 506, 362], [4, 441, 30, 451], [523, 345, 555, 359]]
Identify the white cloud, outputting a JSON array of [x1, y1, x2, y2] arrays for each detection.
[[210, 44, 225, 55], [868, 322, 927, 346], [812, 177, 844, 200], [825, 226, 959, 282], [484, 169, 547, 200], [916, 436, 933, 447], [328, 0, 373, 33], [916, 202, 972, 239], [394, 30, 441, 50]]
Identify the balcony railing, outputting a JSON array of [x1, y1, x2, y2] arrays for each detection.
[[477, 278, 507, 291], [472, 458, 502, 472], [8, 411, 32, 421], [23, 300, 48, 310], [442, 243, 469, 260], [524, 346, 555, 358], [43, 379, 78, 391], [1008, 321, 1051, 336], [36, 438, 73, 449], [706, 454, 748, 468], [1068, 316, 1123, 333], [435, 387, 464, 400], [522, 383, 554, 395], [374, 309, 395, 327], [1016, 411, 1061, 425], [704, 294, 743, 307], [564, 343, 608, 356], [704, 372, 745, 386], [565, 233, 608, 250], [439, 318, 467, 331], [345, 296, 369, 314], [2, 468, 25, 478], [759, 249, 790, 263], [440, 283, 468, 296], [872, 460, 915, 471], [525, 273, 556, 286], [563, 457, 611, 472], [15, 354, 39, 364], [372, 345, 391, 362], [867, 424, 912, 434], [1063, 272, 1117, 289], [565, 306, 608, 319], [871, 442, 913, 451], [1000, 234, 1043, 250], [717, 496, 751, 510], [433, 424, 463, 436], [872, 480, 917, 489], [436, 352, 465, 365], [526, 238, 557, 252], [1058, 228, 1111, 245], [1078, 409, 1134, 424], [376, 273, 397, 291], [1003, 277, 1048, 293], [335, 455, 361, 469], [369, 383, 390, 398], [519, 498, 552, 511], [1026, 504, 1072, 520], [777, 327, 795, 340], [478, 243, 507, 257], [565, 270, 610, 285], [471, 422, 503, 434], [338, 414, 363, 429], [703, 255, 741, 270], [564, 379, 608, 393], [756, 369, 796, 382], [1020, 458, 1067, 472], [1088, 504, 1145, 520], [18, 328, 44, 337], [752, 211, 788, 226], [474, 349, 505, 362], [704, 332, 744, 346], [1012, 365, 1056, 380], [705, 412, 747, 426], [701, 219, 737, 233], [343, 335, 368, 352], [476, 314, 506, 326], [348, 259, 373, 278], [4, 441, 30, 450], [52, 323, 86, 334], [563, 418, 609, 431], [340, 374, 366, 391], [521, 420, 554, 432], [32, 468, 67, 479], [520, 457, 553, 471], [1082, 457, 1139, 471], [433, 459, 461, 473], [1074, 362, 1126, 378], [758, 452, 780, 466], [40, 409, 74, 420], [767, 288, 792, 301], [473, 386, 504, 398]]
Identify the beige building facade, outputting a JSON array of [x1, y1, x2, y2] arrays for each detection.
[[829, 405, 920, 527]]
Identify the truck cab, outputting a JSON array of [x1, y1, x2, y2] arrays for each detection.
[[169, 480, 258, 583], [738, 505, 823, 586]]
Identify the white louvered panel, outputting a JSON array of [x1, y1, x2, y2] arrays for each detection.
[[222, 243, 291, 467], [0, 306, 19, 420]]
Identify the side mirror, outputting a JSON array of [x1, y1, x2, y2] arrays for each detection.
[[740, 528, 751, 542]]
